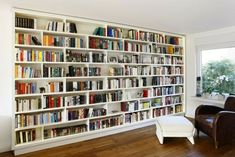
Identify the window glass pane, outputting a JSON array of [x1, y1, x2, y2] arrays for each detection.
[[201, 48, 235, 94]]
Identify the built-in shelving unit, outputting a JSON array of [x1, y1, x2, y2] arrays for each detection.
[[13, 9, 185, 155]]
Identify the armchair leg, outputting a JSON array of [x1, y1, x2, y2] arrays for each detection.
[[215, 141, 219, 149], [196, 129, 200, 138]]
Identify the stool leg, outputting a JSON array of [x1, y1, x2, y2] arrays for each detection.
[[156, 123, 164, 144], [187, 136, 195, 144]]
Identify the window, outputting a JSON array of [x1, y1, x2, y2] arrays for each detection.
[[199, 47, 235, 95]]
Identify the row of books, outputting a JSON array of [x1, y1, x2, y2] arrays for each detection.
[[109, 67, 124, 76], [153, 107, 173, 117], [43, 66, 64, 77], [152, 76, 164, 86], [152, 45, 183, 55], [152, 56, 164, 64], [67, 37, 85, 48], [165, 56, 172, 64], [15, 82, 37, 94], [125, 66, 151, 75], [172, 56, 183, 65], [15, 129, 37, 144], [151, 98, 162, 107], [165, 96, 182, 105], [42, 96, 63, 109], [139, 31, 164, 43], [15, 16, 37, 29], [153, 66, 183, 75], [15, 33, 36, 45], [66, 50, 90, 62], [46, 82, 64, 93], [108, 77, 147, 89], [67, 66, 100, 77], [93, 27, 106, 36], [44, 124, 87, 139], [153, 86, 174, 96], [153, 66, 172, 75], [66, 80, 103, 91], [15, 65, 41, 78], [89, 116, 123, 131], [68, 108, 106, 121], [15, 98, 41, 112], [107, 26, 122, 38], [175, 86, 184, 93], [66, 22, 77, 33], [174, 47, 184, 55], [89, 67, 102, 76], [138, 55, 151, 64], [165, 76, 184, 84], [124, 41, 151, 52], [165, 36, 182, 45], [121, 101, 139, 112], [127, 29, 138, 40], [43, 35, 65, 47], [65, 95, 87, 106], [92, 53, 106, 62], [142, 89, 152, 97], [89, 38, 123, 50], [175, 104, 183, 113], [68, 66, 88, 77], [46, 21, 65, 32], [89, 91, 123, 104], [16, 82, 63, 94], [125, 111, 150, 123], [15, 111, 62, 128], [108, 54, 139, 63], [15, 49, 64, 62]]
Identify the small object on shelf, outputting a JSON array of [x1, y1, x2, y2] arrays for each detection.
[[31, 36, 41, 45], [40, 87, 45, 93], [196, 77, 202, 97]]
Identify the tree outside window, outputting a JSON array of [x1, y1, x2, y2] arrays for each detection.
[[201, 48, 235, 95]]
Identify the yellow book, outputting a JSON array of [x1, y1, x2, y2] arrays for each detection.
[[32, 50, 35, 62], [168, 46, 174, 54], [38, 50, 42, 62], [15, 33, 19, 44], [15, 65, 18, 78]]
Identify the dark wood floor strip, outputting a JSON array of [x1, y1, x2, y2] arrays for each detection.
[[1, 125, 235, 157]]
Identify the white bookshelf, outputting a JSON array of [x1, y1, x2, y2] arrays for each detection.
[[13, 8, 185, 155]]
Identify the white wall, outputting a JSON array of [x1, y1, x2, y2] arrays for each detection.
[[185, 26, 235, 117], [0, 0, 13, 153]]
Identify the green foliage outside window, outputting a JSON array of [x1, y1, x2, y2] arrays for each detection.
[[202, 59, 235, 94]]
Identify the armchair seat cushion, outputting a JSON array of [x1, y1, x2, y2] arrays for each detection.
[[196, 114, 215, 128]]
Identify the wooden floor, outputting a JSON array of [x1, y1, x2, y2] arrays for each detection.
[[1, 125, 235, 157]]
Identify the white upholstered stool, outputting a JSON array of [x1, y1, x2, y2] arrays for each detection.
[[155, 116, 195, 144]]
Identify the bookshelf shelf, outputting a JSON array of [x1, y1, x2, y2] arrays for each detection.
[[13, 9, 185, 155]]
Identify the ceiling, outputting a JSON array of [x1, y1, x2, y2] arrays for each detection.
[[12, 0, 235, 34]]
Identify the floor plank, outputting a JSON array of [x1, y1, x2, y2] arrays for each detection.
[[1, 125, 235, 157]]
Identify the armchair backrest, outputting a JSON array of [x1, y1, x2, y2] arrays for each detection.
[[224, 96, 235, 111]]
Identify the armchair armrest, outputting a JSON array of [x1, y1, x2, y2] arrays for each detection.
[[213, 111, 235, 143], [195, 105, 224, 116]]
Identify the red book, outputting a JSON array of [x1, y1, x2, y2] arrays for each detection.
[[57, 96, 61, 107], [20, 49, 24, 61], [48, 96, 52, 108], [136, 31, 138, 40], [19, 34, 23, 44], [143, 89, 148, 97], [89, 95, 94, 104]]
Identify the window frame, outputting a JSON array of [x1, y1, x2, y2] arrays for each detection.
[[196, 42, 235, 94]]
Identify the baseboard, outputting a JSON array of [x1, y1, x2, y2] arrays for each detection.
[[14, 119, 156, 155], [0, 145, 11, 153]]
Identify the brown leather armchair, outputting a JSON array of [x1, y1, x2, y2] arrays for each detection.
[[195, 96, 235, 148]]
